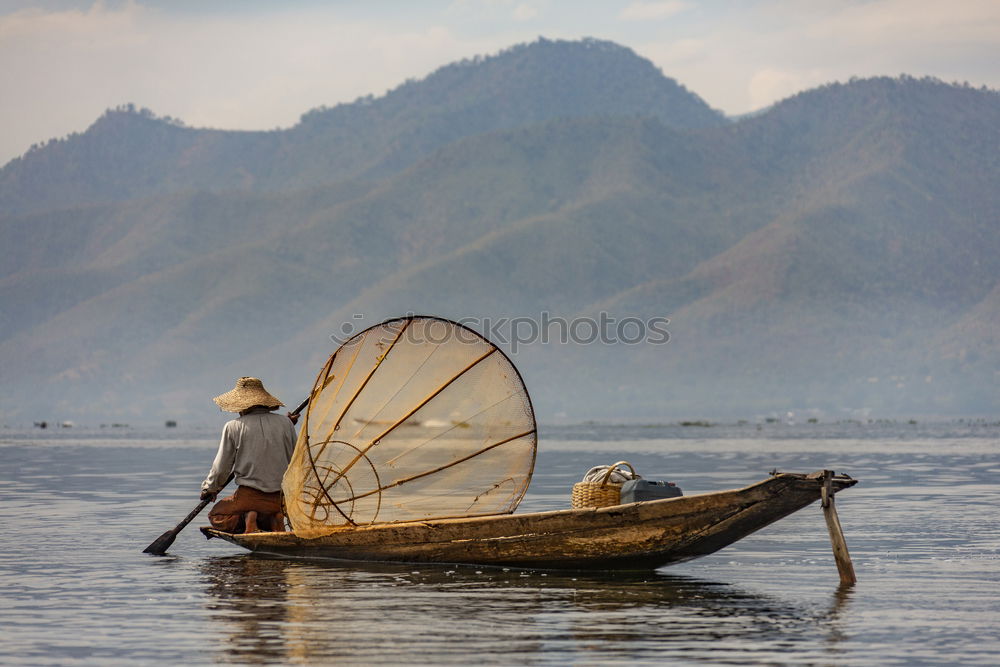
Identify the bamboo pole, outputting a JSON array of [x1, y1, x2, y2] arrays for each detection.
[[821, 470, 857, 585]]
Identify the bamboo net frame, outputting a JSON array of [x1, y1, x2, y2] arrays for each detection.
[[282, 316, 537, 536]]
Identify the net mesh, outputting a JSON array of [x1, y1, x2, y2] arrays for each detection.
[[282, 316, 537, 536]]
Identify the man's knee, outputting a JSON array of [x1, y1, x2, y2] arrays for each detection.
[[208, 511, 243, 533]]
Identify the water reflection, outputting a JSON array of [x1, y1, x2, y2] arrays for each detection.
[[822, 585, 855, 655], [199, 555, 850, 663], [201, 558, 293, 663]]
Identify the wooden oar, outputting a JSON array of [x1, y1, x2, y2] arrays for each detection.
[[142, 494, 220, 555], [142, 396, 310, 555]]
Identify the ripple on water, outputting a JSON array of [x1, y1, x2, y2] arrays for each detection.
[[1, 428, 999, 665]]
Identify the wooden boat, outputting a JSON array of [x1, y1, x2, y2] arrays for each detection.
[[194, 319, 858, 576], [202, 470, 856, 570]]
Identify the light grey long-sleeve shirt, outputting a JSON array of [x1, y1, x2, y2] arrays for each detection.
[[201, 407, 297, 494]]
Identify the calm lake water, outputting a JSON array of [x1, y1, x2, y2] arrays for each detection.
[[1, 421, 998, 665]]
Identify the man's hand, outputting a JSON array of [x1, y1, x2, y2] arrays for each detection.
[[286, 411, 299, 425], [200, 489, 217, 502]]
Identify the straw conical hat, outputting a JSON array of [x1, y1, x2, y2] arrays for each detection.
[[213, 377, 284, 412]]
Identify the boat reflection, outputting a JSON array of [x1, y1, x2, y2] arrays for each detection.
[[199, 555, 851, 663], [200, 557, 293, 663]]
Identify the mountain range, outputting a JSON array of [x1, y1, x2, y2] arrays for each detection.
[[2, 37, 998, 425]]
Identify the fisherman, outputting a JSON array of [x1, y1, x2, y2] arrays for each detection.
[[201, 377, 297, 533]]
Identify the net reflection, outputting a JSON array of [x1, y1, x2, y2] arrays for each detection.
[[200, 555, 850, 663]]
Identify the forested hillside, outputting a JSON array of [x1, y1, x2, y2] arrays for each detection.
[[2, 38, 998, 424], [0, 39, 723, 217]]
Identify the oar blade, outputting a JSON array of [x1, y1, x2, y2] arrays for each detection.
[[143, 529, 178, 555], [142, 497, 215, 555]]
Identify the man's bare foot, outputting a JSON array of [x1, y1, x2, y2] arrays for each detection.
[[244, 510, 259, 533]]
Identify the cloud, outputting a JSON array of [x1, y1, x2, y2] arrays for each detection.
[[619, 1, 688, 21], [0, 2, 509, 164], [657, 38, 705, 63], [803, 0, 1000, 43], [513, 3, 539, 21], [746, 68, 821, 110], [635, 0, 1000, 114], [1, 0, 998, 163]]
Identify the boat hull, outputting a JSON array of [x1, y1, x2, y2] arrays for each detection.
[[202, 471, 856, 570]]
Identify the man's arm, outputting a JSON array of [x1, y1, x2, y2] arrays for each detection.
[[201, 421, 238, 499]]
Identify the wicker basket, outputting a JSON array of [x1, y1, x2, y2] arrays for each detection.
[[571, 461, 638, 509]]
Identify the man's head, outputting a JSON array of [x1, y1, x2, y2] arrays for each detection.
[[213, 377, 284, 413]]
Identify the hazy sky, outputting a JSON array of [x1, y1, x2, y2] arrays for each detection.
[[2, 0, 998, 165]]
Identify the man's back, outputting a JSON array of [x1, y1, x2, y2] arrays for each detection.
[[205, 407, 296, 494]]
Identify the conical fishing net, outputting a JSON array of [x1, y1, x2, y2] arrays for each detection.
[[283, 316, 537, 536]]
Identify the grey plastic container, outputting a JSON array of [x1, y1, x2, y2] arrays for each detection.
[[620, 479, 683, 504]]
